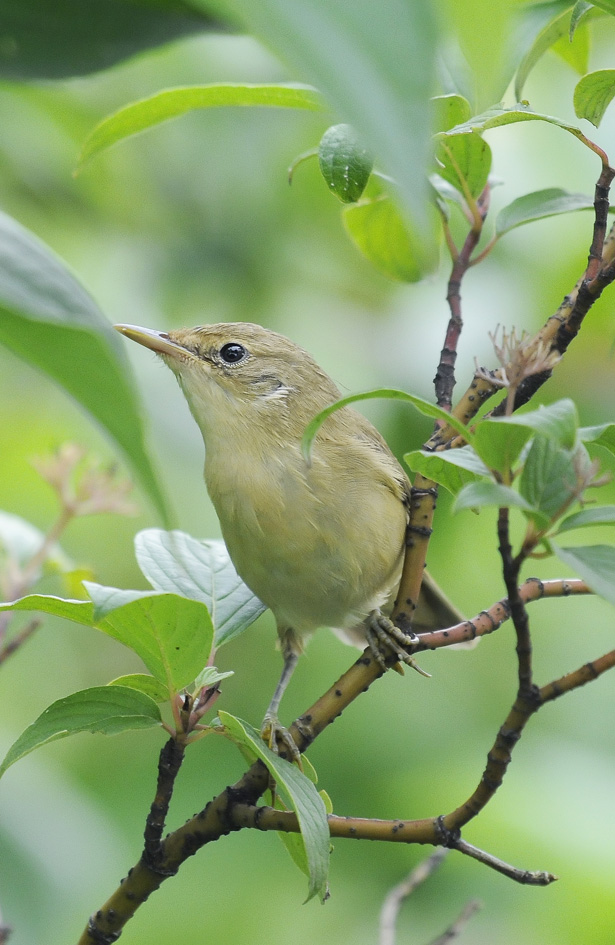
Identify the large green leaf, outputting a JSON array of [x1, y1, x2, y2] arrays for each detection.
[[519, 437, 577, 522], [85, 583, 214, 692], [552, 544, 615, 605], [0, 584, 214, 692], [431, 94, 472, 134], [219, 712, 329, 903], [453, 481, 534, 514], [574, 69, 615, 126], [0, 0, 228, 80], [514, 1, 580, 100], [134, 529, 266, 646], [0, 686, 161, 778], [213, 0, 439, 227], [579, 421, 615, 456], [590, 0, 615, 14], [495, 187, 600, 236], [472, 419, 532, 474], [443, 102, 595, 155], [556, 505, 615, 533], [435, 132, 492, 200], [342, 198, 431, 282], [318, 123, 373, 204], [405, 446, 490, 496], [78, 84, 324, 170], [301, 388, 471, 463], [484, 400, 579, 450], [0, 212, 168, 521]]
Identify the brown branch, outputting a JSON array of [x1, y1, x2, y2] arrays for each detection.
[[143, 737, 186, 868], [78, 575, 603, 942], [497, 507, 534, 695], [229, 806, 556, 886], [0, 618, 41, 665], [435, 185, 491, 412], [450, 839, 556, 886], [395, 184, 615, 631], [539, 649, 615, 703]]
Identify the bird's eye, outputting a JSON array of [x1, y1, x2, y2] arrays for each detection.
[[219, 342, 248, 364]]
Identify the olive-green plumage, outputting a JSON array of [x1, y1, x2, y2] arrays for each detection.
[[116, 322, 461, 736]]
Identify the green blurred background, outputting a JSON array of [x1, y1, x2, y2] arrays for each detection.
[[1, 6, 615, 945]]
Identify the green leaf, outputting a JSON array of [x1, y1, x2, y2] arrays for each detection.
[[78, 84, 324, 170], [453, 481, 534, 513], [514, 2, 581, 100], [552, 544, 615, 605], [556, 505, 615, 532], [590, 0, 615, 14], [301, 389, 471, 464], [134, 529, 266, 647], [495, 187, 600, 236], [0, 585, 215, 692], [443, 102, 592, 152], [0, 211, 168, 522], [317, 124, 373, 203], [519, 437, 578, 521], [0, 686, 161, 778], [487, 400, 579, 450], [579, 421, 615, 456], [0, 593, 95, 625], [194, 665, 234, 689], [0, 0, 228, 80], [85, 583, 214, 692], [213, 0, 439, 227], [108, 674, 170, 703], [404, 446, 490, 496], [342, 197, 434, 282], [574, 69, 615, 126], [552, 17, 589, 75], [435, 132, 492, 199], [219, 712, 329, 902], [570, 2, 596, 38], [473, 419, 533, 473], [431, 94, 472, 134]]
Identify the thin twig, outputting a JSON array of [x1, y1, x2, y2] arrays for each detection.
[[451, 838, 556, 885], [426, 899, 482, 945], [379, 849, 449, 945], [497, 507, 534, 695], [0, 618, 42, 665]]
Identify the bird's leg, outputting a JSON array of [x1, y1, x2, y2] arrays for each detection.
[[261, 640, 302, 764], [366, 611, 431, 678]]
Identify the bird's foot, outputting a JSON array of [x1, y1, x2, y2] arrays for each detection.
[[366, 611, 431, 678], [261, 714, 303, 767]]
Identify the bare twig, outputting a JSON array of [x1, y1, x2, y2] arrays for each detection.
[[451, 838, 556, 886], [497, 507, 534, 695], [379, 849, 449, 945], [0, 618, 42, 665], [426, 898, 482, 945], [435, 185, 491, 412]]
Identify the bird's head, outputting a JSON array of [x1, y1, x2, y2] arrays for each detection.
[[114, 322, 340, 446]]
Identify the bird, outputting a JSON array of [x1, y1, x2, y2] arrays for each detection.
[[115, 321, 462, 755]]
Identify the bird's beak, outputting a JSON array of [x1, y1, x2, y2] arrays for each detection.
[[114, 323, 189, 359]]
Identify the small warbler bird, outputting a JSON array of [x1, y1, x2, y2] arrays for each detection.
[[116, 322, 461, 751]]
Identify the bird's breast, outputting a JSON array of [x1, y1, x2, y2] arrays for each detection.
[[204, 441, 406, 636]]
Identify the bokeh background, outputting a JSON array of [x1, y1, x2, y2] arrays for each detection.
[[1, 5, 615, 944]]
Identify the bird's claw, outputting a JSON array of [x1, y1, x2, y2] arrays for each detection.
[[261, 715, 303, 768], [366, 611, 431, 678]]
